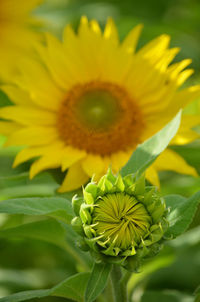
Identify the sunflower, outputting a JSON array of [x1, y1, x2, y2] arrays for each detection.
[[0, 0, 42, 80], [0, 17, 199, 192]]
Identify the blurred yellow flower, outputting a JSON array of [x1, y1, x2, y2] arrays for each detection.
[[0, 0, 42, 80], [0, 17, 199, 191]]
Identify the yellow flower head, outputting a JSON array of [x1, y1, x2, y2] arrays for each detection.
[[0, 17, 199, 192], [0, 0, 42, 80]]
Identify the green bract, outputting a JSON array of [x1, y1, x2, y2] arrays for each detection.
[[71, 169, 169, 271]]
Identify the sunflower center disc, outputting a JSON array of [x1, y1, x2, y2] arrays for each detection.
[[57, 81, 145, 155], [93, 193, 151, 249], [75, 89, 121, 130]]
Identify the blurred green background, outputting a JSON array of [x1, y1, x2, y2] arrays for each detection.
[[0, 0, 200, 301]]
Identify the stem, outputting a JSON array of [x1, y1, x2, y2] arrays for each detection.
[[120, 270, 132, 285], [110, 265, 128, 302], [104, 277, 115, 302], [96, 294, 107, 302]]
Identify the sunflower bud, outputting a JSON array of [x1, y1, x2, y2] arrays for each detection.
[[71, 169, 169, 271]]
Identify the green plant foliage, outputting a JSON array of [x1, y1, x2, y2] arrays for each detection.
[[140, 290, 194, 302], [0, 219, 70, 250], [0, 273, 90, 302], [85, 262, 112, 302], [165, 191, 200, 238], [195, 286, 200, 302], [0, 197, 74, 224], [0, 0, 200, 301], [121, 111, 182, 177]]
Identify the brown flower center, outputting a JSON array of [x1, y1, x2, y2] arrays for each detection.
[[57, 81, 144, 155]]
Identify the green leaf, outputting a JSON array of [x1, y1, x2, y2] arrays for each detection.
[[195, 285, 200, 302], [52, 272, 90, 301], [0, 272, 90, 302], [0, 197, 74, 223], [121, 111, 181, 177], [165, 191, 200, 238], [0, 289, 50, 302], [127, 253, 174, 297], [0, 219, 69, 250], [0, 218, 90, 270], [141, 290, 194, 302], [85, 262, 112, 302]]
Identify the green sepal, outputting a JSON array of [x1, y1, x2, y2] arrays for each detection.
[[149, 225, 164, 243], [151, 201, 166, 222], [72, 195, 84, 216], [71, 216, 85, 236], [125, 256, 141, 272], [114, 174, 125, 192], [146, 242, 162, 258], [80, 204, 92, 224], [125, 183, 136, 195], [138, 237, 151, 255], [84, 182, 98, 199], [143, 188, 156, 206], [83, 225, 96, 238], [121, 245, 136, 257], [98, 175, 113, 193], [147, 201, 156, 214], [103, 239, 121, 256], [85, 237, 100, 252], [106, 167, 116, 184], [77, 238, 90, 251], [123, 174, 136, 187], [134, 174, 146, 195], [83, 188, 94, 205], [160, 218, 169, 233]]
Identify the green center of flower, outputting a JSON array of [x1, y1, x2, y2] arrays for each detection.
[[93, 193, 151, 250], [75, 90, 121, 130]]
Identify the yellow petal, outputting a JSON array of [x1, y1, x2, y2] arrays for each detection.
[[1, 85, 34, 106], [179, 114, 200, 129], [138, 34, 170, 59], [0, 121, 21, 136], [45, 32, 80, 88], [171, 85, 200, 114], [155, 47, 180, 71], [172, 130, 199, 145], [145, 166, 160, 188], [14, 59, 63, 111], [44, 28, 88, 88], [79, 16, 89, 32], [153, 149, 198, 177], [176, 69, 194, 86], [30, 148, 65, 178], [121, 24, 143, 54], [104, 18, 119, 44], [171, 114, 200, 145], [0, 106, 56, 126], [61, 147, 86, 171], [13, 142, 64, 167], [5, 127, 58, 146], [81, 154, 105, 177], [90, 19, 102, 35], [1, 0, 42, 16], [63, 24, 77, 46], [168, 59, 192, 80], [111, 150, 132, 174], [58, 162, 89, 192]]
